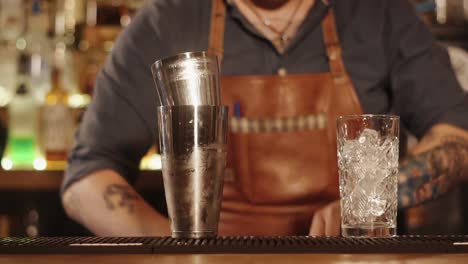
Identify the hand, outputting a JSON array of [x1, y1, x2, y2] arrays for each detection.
[[309, 200, 341, 237]]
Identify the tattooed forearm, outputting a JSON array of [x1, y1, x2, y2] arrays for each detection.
[[103, 184, 140, 213], [398, 135, 468, 208]]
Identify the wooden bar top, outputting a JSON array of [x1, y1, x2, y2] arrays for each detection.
[[0, 170, 163, 191], [0, 253, 467, 264]]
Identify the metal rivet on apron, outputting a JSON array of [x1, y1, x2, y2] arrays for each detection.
[[277, 67, 287, 76], [328, 51, 338, 61], [333, 74, 347, 83]]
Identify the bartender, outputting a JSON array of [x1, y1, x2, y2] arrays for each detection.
[[61, 0, 468, 237]]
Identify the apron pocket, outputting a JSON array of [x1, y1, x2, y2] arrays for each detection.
[[227, 114, 333, 204]]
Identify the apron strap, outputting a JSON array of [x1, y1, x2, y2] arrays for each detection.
[[321, 9, 347, 79], [208, 0, 227, 65]]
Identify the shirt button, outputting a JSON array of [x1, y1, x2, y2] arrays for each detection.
[[277, 67, 287, 76]]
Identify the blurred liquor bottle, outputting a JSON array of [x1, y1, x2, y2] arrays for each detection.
[[5, 43, 37, 170], [0, 45, 13, 160], [0, 0, 26, 42], [52, 0, 90, 134], [23, 0, 52, 105], [0, 0, 25, 109], [40, 66, 73, 168], [0, 44, 17, 108], [78, 0, 143, 96], [3, 60, 39, 170], [0, 44, 17, 157]]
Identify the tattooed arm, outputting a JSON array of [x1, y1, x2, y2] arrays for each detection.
[[398, 124, 468, 208], [62, 170, 170, 236]]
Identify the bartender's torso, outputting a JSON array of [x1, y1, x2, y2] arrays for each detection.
[[206, 0, 362, 235], [133, 0, 441, 234]]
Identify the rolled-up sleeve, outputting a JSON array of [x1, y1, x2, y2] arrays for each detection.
[[388, 0, 468, 139], [62, 2, 166, 192]]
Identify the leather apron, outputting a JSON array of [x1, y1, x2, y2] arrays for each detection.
[[208, 0, 363, 235]]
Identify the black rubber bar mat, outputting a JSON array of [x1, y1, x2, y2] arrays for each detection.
[[1, 236, 468, 254], [0, 237, 154, 254]]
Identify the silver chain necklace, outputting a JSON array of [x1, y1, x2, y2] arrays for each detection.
[[243, 0, 304, 49]]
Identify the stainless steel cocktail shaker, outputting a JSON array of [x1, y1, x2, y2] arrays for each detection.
[[152, 51, 228, 238]]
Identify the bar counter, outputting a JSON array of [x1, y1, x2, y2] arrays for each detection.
[[0, 253, 466, 264], [0, 170, 163, 191]]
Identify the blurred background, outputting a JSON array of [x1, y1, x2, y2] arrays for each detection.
[[0, 0, 466, 237]]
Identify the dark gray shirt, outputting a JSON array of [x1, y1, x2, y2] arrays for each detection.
[[62, 0, 468, 191]]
